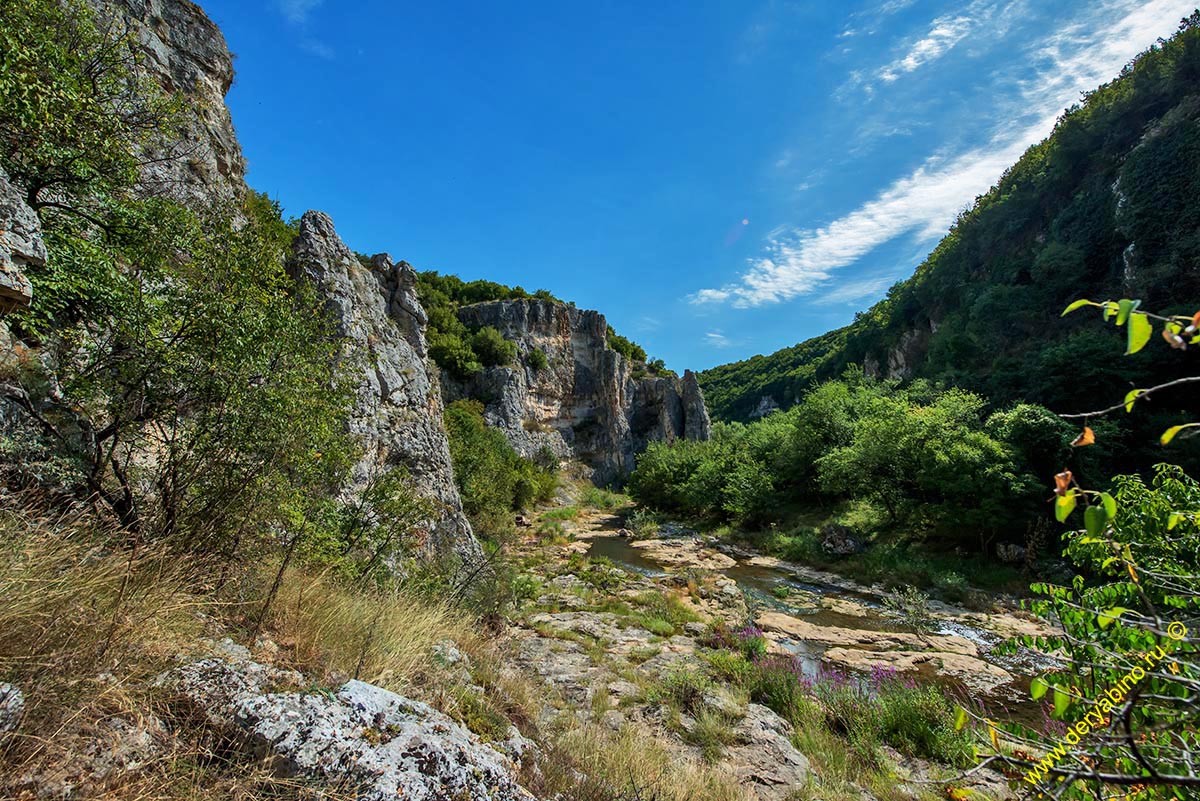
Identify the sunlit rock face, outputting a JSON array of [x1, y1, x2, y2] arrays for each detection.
[[446, 298, 711, 485], [96, 0, 247, 205], [289, 212, 480, 561]]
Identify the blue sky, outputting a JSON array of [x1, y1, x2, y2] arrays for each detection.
[[201, 0, 1195, 371]]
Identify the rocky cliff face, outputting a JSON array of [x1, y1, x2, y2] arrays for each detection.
[[445, 299, 710, 484], [289, 212, 478, 561], [80, 0, 481, 559], [0, 171, 41, 313], [98, 0, 246, 205]]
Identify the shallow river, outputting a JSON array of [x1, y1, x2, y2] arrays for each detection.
[[587, 533, 1052, 727]]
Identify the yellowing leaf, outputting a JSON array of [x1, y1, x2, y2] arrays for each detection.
[[1126, 312, 1153, 355], [954, 706, 969, 731], [1168, 512, 1182, 531], [1116, 298, 1139, 326], [1061, 299, 1094, 316], [988, 721, 1000, 751], [1098, 607, 1128, 629], [1055, 491, 1077, 523], [1053, 686, 1070, 717], [1161, 423, 1199, 446], [1124, 389, 1143, 413]]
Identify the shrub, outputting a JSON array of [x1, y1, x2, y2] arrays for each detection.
[[656, 666, 711, 713], [528, 348, 549, 371], [702, 650, 755, 685], [882, 585, 938, 636], [627, 507, 659, 538], [444, 400, 556, 539], [471, 326, 517, 367]]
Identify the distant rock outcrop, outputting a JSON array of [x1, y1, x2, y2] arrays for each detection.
[[445, 299, 711, 484], [289, 212, 479, 561], [0, 171, 41, 313]]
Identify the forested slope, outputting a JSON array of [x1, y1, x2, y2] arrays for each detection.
[[699, 14, 1200, 472]]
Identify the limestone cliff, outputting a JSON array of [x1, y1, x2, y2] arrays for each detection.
[[445, 299, 711, 484], [289, 212, 478, 561], [98, 0, 246, 205], [73, 0, 482, 558], [0, 171, 41, 313]]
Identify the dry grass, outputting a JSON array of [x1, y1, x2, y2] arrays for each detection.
[[541, 721, 744, 801], [264, 567, 481, 692]]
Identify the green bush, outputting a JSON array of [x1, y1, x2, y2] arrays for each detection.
[[528, 348, 549, 371], [471, 326, 517, 367], [443, 400, 556, 539]]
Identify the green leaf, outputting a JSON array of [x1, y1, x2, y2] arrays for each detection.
[[1126, 312, 1153, 354], [1161, 423, 1199, 446], [1168, 512, 1181, 531], [1100, 492, 1117, 521], [1030, 676, 1049, 700], [1116, 298, 1140, 326], [1060, 299, 1094, 316], [1085, 504, 1106, 537], [1053, 686, 1070, 717], [1124, 389, 1143, 413], [954, 706, 969, 731], [1098, 607, 1128, 629], [1055, 491, 1077, 523]]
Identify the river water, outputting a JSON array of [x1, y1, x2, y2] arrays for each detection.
[[588, 533, 1052, 727]]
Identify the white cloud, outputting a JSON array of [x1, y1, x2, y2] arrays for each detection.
[[279, 0, 323, 24], [300, 37, 335, 59], [694, 0, 1194, 309], [816, 275, 898, 306], [705, 330, 733, 348], [879, 14, 975, 82]]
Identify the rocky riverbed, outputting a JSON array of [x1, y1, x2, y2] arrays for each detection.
[[500, 505, 1043, 800]]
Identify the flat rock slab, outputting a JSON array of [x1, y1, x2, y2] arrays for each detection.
[[757, 610, 978, 656], [631, 539, 736, 570], [821, 647, 1013, 694]]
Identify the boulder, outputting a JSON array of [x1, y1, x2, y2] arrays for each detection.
[[164, 657, 534, 801], [722, 703, 810, 800], [0, 683, 24, 734], [820, 524, 863, 556]]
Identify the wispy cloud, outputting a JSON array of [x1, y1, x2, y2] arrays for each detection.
[[705, 330, 733, 348], [300, 37, 335, 60], [816, 275, 898, 305], [879, 14, 975, 82], [693, 0, 1193, 309], [279, 0, 323, 24]]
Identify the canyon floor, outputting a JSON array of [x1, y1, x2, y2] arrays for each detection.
[[493, 491, 1055, 800]]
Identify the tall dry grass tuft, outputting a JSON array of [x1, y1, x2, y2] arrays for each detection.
[[535, 722, 743, 801], [0, 499, 216, 797], [264, 567, 482, 692]]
